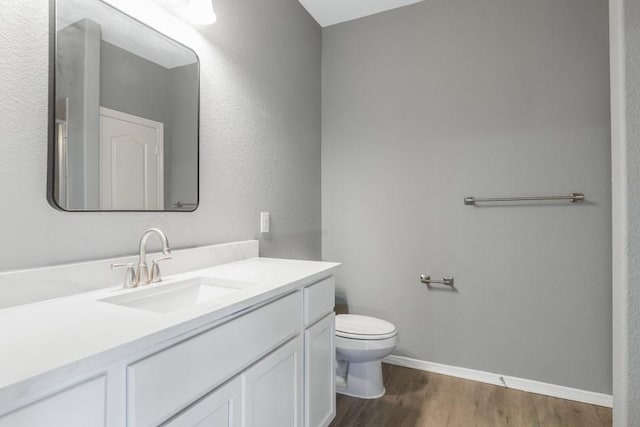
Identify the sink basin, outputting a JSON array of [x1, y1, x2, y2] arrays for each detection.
[[99, 277, 246, 314]]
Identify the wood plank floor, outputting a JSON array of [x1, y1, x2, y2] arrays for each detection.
[[330, 364, 612, 427]]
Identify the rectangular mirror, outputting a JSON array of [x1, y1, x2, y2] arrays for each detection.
[[49, 0, 199, 211]]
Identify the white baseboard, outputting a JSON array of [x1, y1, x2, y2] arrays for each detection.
[[383, 355, 612, 408]]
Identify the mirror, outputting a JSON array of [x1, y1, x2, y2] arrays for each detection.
[[49, 0, 199, 211]]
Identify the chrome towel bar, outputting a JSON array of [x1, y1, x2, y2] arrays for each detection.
[[464, 192, 584, 206], [420, 275, 454, 287]]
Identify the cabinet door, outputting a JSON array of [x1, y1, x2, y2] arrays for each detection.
[[242, 336, 303, 427], [304, 314, 335, 427], [163, 377, 241, 427], [303, 277, 335, 327]]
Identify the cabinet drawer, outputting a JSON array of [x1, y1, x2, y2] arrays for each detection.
[[303, 277, 335, 327], [0, 376, 106, 427], [128, 291, 302, 427]]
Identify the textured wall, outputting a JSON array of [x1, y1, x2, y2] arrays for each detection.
[[610, 0, 640, 424], [0, 0, 322, 275], [322, 0, 612, 393]]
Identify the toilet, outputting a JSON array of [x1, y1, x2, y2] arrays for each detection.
[[335, 314, 398, 399]]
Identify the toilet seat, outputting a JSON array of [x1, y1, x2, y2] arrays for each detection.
[[336, 314, 397, 340]]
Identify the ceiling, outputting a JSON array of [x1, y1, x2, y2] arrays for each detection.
[[298, 0, 424, 27]]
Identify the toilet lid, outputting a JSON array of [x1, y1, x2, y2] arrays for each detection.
[[335, 314, 397, 340]]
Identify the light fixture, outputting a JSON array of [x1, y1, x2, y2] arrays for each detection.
[[188, 0, 217, 25]]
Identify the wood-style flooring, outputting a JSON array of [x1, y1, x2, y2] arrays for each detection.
[[330, 364, 612, 427]]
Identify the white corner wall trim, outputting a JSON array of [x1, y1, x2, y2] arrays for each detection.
[[383, 355, 613, 408]]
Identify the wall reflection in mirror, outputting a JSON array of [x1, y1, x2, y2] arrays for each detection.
[[50, 0, 199, 211]]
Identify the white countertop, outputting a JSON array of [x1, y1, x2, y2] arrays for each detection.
[[0, 257, 339, 403]]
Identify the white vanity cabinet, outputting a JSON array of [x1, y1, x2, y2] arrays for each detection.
[[0, 376, 107, 427], [0, 265, 338, 427], [162, 277, 335, 427], [165, 335, 303, 427], [303, 277, 336, 427], [162, 336, 303, 427], [304, 314, 335, 427], [127, 292, 302, 427]]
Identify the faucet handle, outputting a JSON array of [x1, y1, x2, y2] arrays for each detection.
[[150, 256, 172, 283], [111, 263, 137, 289]]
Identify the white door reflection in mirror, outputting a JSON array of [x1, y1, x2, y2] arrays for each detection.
[[99, 108, 164, 210]]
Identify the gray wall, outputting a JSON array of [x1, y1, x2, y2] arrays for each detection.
[[610, 0, 640, 424], [100, 40, 171, 127], [0, 0, 321, 273], [322, 0, 611, 394], [167, 63, 199, 209]]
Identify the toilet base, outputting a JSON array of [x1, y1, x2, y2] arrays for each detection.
[[336, 360, 386, 399]]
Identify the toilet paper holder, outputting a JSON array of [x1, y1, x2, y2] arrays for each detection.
[[420, 275, 454, 287]]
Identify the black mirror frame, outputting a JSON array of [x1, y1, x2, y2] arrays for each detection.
[[47, 0, 201, 213]]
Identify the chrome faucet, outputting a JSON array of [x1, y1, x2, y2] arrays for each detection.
[[136, 228, 172, 286]]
